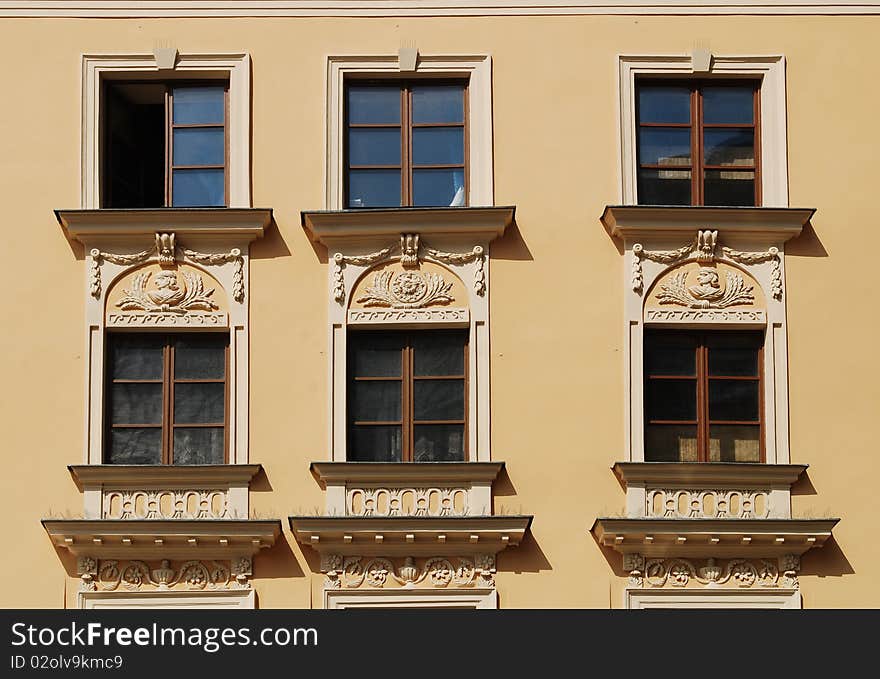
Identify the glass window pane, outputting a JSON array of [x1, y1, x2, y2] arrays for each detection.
[[703, 170, 755, 206], [638, 168, 691, 205], [703, 129, 754, 166], [709, 425, 761, 462], [173, 383, 225, 424], [645, 424, 698, 462], [412, 169, 465, 207], [709, 379, 760, 421], [173, 427, 225, 464], [173, 127, 225, 166], [646, 379, 697, 421], [637, 86, 691, 124], [351, 381, 401, 421], [708, 347, 759, 377], [349, 425, 402, 462], [110, 383, 163, 424], [412, 127, 465, 165], [413, 424, 465, 462], [638, 127, 691, 166], [347, 86, 401, 124], [702, 86, 754, 124], [414, 380, 465, 421], [645, 336, 696, 376], [107, 428, 162, 464], [172, 168, 225, 207], [412, 333, 466, 376], [412, 86, 464, 124], [348, 127, 401, 166], [351, 335, 402, 377], [109, 335, 164, 379], [174, 336, 226, 379], [172, 86, 225, 125], [347, 169, 400, 208]]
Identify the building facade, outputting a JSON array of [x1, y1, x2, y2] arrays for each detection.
[[0, 1, 874, 609]]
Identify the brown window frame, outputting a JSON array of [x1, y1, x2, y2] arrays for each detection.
[[347, 330, 469, 462], [102, 80, 230, 208], [104, 333, 230, 465], [343, 78, 470, 208], [644, 330, 764, 463], [636, 79, 761, 206]]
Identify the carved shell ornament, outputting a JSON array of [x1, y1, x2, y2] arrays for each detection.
[[116, 270, 219, 314], [657, 267, 754, 309], [356, 270, 455, 309]]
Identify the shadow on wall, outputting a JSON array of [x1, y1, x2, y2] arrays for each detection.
[[250, 216, 292, 261], [800, 536, 854, 579], [490, 217, 533, 262], [785, 218, 827, 258], [497, 529, 552, 576]]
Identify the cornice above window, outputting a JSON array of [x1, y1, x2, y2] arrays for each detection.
[[613, 462, 807, 488]]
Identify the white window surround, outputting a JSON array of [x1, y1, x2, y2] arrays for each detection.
[[81, 53, 251, 209], [79, 589, 255, 609], [325, 54, 493, 209], [625, 588, 800, 609], [617, 54, 788, 207], [325, 588, 497, 609]]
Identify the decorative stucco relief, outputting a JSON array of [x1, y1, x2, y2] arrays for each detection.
[[103, 488, 236, 520], [646, 489, 770, 520], [346, 486, 470, 517], [645, 309, 766, 323], [348, 308, 469, 324], [656, 267, 754, 309], [77, 557, 252, 592], [356, 270, 455, 309], [320, 554, 496, 590], [623, 554, 799, 589]]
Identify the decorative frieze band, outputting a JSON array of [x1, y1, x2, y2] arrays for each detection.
[[103, 489, 234, 521], [623, 554, 800, 589], [107, 312, 229, 327], [346, 486, 470, 518], [645, 309, 766, 323], [348, 307, 469, 324], [76, 557, 252, 592], [646, 489, 770, 520], [320, 554, 496, 590]]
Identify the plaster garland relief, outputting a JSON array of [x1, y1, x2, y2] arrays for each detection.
[[622, 554, 800, 589], [320, 554, 496, 590], [77, 557, 252, 592]]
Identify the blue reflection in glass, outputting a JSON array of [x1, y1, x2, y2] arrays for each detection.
[[412, 169, 465, 207], [173, 87, 225, 124], [173, 128, 225, 166], [412, 86, 464, 124], [412, 128, 464, 165], [703, 87, 754, 124], [348, 170, 401, 208], [172, 169, 225, 206], [638, 128, 691, 166], [638, 86, 691, 123], [348, 128, 401, 166], [347, 87, 401, 124]]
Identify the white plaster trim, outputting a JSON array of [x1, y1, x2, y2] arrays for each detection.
[[81, 53, 251, 209], [324, 588, 496, 609], [618, 55, 788, 207], [326, 55, 493, 210], [625, 587, 800, 609], [79, 589, 255, 609]]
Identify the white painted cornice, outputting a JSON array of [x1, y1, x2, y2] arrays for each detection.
[[613, 462, 807, 488], [311, 461, 504, 486], [70, 464, 263, 489]]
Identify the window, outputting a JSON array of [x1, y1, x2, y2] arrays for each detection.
[[105, 333, 228, 464], [644, 331, 763, 463], [344, 81, 468, 208], [636, 81, 759, 207], [348, 331, 468, 461], [103, 82, 228, 208]]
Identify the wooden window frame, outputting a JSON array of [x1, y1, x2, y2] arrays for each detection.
[[102, 80, 230, 208], [104, 333, 230, 465], [635, 79, 761, 207], [343, 79, 470, 208], [347, 330, 469, 462], [644, 330, 764, 463]]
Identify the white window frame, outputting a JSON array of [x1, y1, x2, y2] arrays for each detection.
[[325, 588, 497, 609], [81, 53, 252, 209], [617, 55, 788, 207], [79, 589, 255, 609], [625, 588, 800, 609], [325, 54, 493, 209]]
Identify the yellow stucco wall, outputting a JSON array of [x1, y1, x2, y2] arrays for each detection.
[[0, 14, 877, 608]]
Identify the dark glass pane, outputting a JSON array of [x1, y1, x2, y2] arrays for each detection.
[[107, 428, 162, 464], [703, 128, 754, 166], [173, 127, 225, 166], [110, 383, 163, 424], [645, 379, 697, 421], [172, 86, 225, 125], [644, 424, 698, 462], [637, 86, 691, 124], [347, 86, 401, 124], [351, 334, 402, 377], [702, 86, 754, 124], [348, 127, 401, 166], [347, 169, 400, 208], [174, 335, 226, 379], [645, 336, 696, 376], [172, 168, 225, 207], [412, 86, 464, 124], [703, 170, 755, 206], [351, 381, 401, 421], [412, 333, 466, 376], [414, 380, 465, 421], [413, 424, 465, 462], [638, 127, 691, 166], [173, 383, 225, 424], [637, 168, 691, 205], [412, 169, 465, 207], [709, 425, 761, 462], [173, 427, 225, 464], [709, 379, 760, 421], [109, 335, 164, 379], [412, 127, 465, 165], [708, 346, 759, 377], [349, 425, 402, 462]]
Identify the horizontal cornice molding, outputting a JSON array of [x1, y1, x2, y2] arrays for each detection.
[[56, 208, 273, 241], [301, 206, 515, 244], [70, 464, 263, 488], [613, 462, 807, 488], [311, 461, 504, 486], [3, 2, 880, 18]]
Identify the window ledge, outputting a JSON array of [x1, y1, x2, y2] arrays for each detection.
[[613, 462, 807, 488], [601, 205, 815, 242], [311, 461, 504, 486], [56, 207, 273, 241], [301, 206, 515, 245], [70, 464, 263, 488]]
